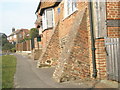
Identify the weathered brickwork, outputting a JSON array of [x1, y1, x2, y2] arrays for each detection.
[[36, 1, 120, 82], [16, 40, 31, 51], [95, 39, 107, 79], [107, 2, 120, 38], [54, 2, 88, 39], [107, 2, 120, 19], [91, 1, 120, 80], [26, 40, 31, 51], [42, 29, 53, 49], [53, 7, 90, 82], [108, 27, 120, 38], [38, 23, 60, 66]]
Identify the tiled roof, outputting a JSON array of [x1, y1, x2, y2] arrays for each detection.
[[35, 0, 62, 15], [8, 29, 29, 37]]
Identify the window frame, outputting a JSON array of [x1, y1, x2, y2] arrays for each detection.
[[64, 0, 77, 18], [42, 8, 54, 30]]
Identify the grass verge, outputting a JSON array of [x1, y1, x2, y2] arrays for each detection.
[[1, 55, 17, 88]]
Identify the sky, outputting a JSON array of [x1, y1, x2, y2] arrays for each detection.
[[0, 0, 40, 36]]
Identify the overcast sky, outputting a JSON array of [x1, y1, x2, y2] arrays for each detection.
[[0, 0, 40, 36]]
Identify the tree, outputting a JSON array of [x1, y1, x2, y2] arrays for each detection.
[[30, 28, 39, 38], [0, 33, 9, 46], [2, 43, 15, 51], [0, 33, 15, 52]]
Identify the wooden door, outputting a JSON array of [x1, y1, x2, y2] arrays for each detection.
[[105, 38, 120, 82]]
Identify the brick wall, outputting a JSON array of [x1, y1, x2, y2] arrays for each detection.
[[108, 27, 120, 38], [53, 4, 90, 82], [36, 1, 120, 82], [107, 1, 120, 38], [16, 40, 31, 51], [89, 1, 120, 80], [107, 2, 120, 20], [26, 40, 31, 51], [89, 38, 107, 80], [38, 23, 60, 66], [95, 39, 107, 79], [94, 1, 120, 80], [16, 43, 23, 51], [42, 29, 53, 49], [54, 2, 88, 39]]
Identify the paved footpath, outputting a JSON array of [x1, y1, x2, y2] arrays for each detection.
[[14, 54, 119, 88]]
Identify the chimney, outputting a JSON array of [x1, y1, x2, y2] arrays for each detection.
[[12, 27, 15, 32]]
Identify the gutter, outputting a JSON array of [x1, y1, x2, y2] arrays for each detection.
[[89, 0, 97, 78]]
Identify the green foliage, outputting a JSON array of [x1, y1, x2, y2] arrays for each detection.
[[0, 34, 9, 46], [19, 39, 25, 43], [10, 48, 16, 52], [19, 37, 31, 43], [1, 33, 15, 52], [2, 43, 15, 51], [30, 28, 39, 38], [2, 55, 17, 88], [24, 37, 31, 41], [2, 38, 9, 46]]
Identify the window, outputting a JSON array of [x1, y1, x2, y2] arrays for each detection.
[[64, 0, 77, 18], [42, 8, 54, 30], [14, 35, 16, 38], [19, 34, 22, 38]]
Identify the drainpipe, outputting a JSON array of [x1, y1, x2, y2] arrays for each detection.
[[89, 0, 97, 78]]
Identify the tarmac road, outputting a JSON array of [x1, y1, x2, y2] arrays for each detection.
[[14, 54, 93, 88]]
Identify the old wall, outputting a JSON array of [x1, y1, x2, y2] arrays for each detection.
[[95, 39, 107, 79], [16, 40, 31, 51], [37, 1, 120, 82], [38, 23, 60, 66], [53, 2, 90, 82], [107, 1, 120, 38], [37, 2, 61, 66], [90, 1, 120, 80], [42, 29, 53, 49]]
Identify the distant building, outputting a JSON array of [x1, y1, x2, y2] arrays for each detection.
[[15, 29, 29, 43], [7, 28, 29, 45], [15, 29, 31, 52], [0, 33, 6, 38]]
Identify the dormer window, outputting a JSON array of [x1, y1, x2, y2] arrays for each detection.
[[42, 8, 54, 30]]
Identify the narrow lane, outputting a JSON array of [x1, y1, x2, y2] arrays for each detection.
[[14, 54, 92, 88]]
